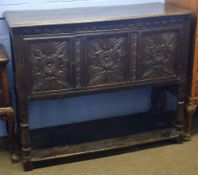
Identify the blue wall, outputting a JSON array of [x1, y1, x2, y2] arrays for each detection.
[[0, 0, 172, 136], [29, 89, 151, 129]]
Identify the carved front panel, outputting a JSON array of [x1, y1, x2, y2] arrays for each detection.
[[86, 34, 128, 87], [137, 30, 179, 80], [28, 39, 72, 93]]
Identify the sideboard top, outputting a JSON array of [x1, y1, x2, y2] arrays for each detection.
[[4, 3, 193, 28]]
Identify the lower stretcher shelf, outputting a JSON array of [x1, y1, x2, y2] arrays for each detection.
[[29, 111, 180, 168]]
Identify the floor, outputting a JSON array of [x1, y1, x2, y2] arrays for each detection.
[[1, 118, 198, 175]]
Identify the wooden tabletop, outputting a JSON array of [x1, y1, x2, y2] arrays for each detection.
[[0, 45, 8, 63], [4, 3, 193, 28]]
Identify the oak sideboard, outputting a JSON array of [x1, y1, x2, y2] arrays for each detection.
[[4, 3, 195, 171]]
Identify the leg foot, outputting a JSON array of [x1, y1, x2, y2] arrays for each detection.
[[174, 134, 184, 144], [23, 160, 33, 171]]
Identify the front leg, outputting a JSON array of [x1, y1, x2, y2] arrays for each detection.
[[174, 99, 185, 143], [174, 84, 186, 143], [17, 101, 33, 171]]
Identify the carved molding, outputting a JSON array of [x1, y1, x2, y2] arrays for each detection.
[[17, 16, 186, 36], [74, 39, 81, 88], [130, 33, 138, 81]]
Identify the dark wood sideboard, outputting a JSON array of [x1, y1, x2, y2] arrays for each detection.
[[4, 3, 195, 171]]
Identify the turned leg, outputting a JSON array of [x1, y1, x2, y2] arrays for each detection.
[[0, 107, 20, 163], [174, 84, 187, 143], [184, 103, 197, 141], [174, 99, 185, 143], [5, 108, 20, 163], [17, 102, 33, 171]]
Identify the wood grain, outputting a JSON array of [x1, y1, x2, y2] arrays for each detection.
[[4, 3, 192, 28]]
